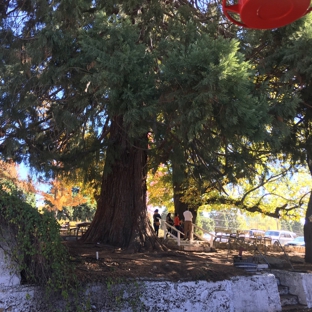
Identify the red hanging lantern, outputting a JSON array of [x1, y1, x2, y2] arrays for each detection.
[[222, 0, 312, 29]]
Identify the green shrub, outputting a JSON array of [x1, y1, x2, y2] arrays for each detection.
[[0, 180, 77, 299]]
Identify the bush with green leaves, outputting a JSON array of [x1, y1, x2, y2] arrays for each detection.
[[0, 180, 77, 298]]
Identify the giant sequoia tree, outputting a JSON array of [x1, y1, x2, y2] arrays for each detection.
[[0, 0, 272, 250]]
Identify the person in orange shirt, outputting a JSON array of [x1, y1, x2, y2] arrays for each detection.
[[173, 213, 184, 237]]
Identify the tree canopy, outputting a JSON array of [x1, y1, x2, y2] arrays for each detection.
[[1, 0, 312, 255]]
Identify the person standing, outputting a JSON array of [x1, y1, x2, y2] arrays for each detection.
[[183, 208, 193, 240], [153, 209, 162, 237], [173, 213, 184, 236], [166, 213, 174, 237]]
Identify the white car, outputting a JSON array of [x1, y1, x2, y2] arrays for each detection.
[[202, 233, 213, 241], [284, 236, 305, 247], [264, 230, 296, 246]]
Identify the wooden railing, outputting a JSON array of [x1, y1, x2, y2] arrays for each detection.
[[162, 221, 215, 247], [161, 223, 275, 252], [192, 223, 215, 247], [162, 221, 185, 246]]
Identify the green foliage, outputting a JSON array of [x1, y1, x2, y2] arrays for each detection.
[[241, 17, 312, 165], [193, 162, 311, 222], [207, 209, 247, 231], [196, 212, 215, 233], [0, 180, 78, 302], [0, 0, 271, 187], [280, 219, 303, 235], [147, 165, 174, 212], [57, 202, 97, 221], [1, 0, 310, 248], [244, 214, 277, 231]]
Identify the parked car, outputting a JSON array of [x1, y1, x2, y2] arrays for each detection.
[[213, 231, 230, 243], [264, 230, 296, 246], [284, 236, 305, 247], [203, 233, 212, 240]]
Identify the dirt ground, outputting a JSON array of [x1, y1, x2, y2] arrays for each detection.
[[63, 239, 312, 311], [63, 238, 312, 284]]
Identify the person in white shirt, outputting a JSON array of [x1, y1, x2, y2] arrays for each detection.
[[183, 209, 193, 240]]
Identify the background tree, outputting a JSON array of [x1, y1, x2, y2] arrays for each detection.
[[41, 178, 88, 218], [195, 163, 310, 220], [147, 164, 174, 213], [58, 201, 97, 222], [239, 15, 312, 261], [0, 160, 37, 206], [150, 20, 272, 222]]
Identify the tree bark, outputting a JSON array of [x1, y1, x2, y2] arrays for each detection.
[[305, 158, 312, 263], [82, 116, 163, 252], [173, 182, 189, 220], [172, 160, 198, 224], [304, 190, 312, 263]]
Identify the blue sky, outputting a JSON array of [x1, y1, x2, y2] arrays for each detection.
[[18, 162, 50, 205]]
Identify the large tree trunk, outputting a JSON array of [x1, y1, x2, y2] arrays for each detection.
[[305, 158, 312, 263], [83, 116, 162, 251], [173, 182, 189, 220], [172, 162, 197, 224], [304, 190, 312, 263], [304, 191, 312, 262]]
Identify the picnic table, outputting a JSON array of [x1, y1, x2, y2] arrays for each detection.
[[74, 222, 91, 239], [60, 221, 91, 239]]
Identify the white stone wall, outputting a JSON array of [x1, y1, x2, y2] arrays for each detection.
[[272, 269, 312, 308], [0, 274, 282, 312], [0, 230, 21, 287], [0, 253, 20, 287], [5, 243, 312, 312]]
